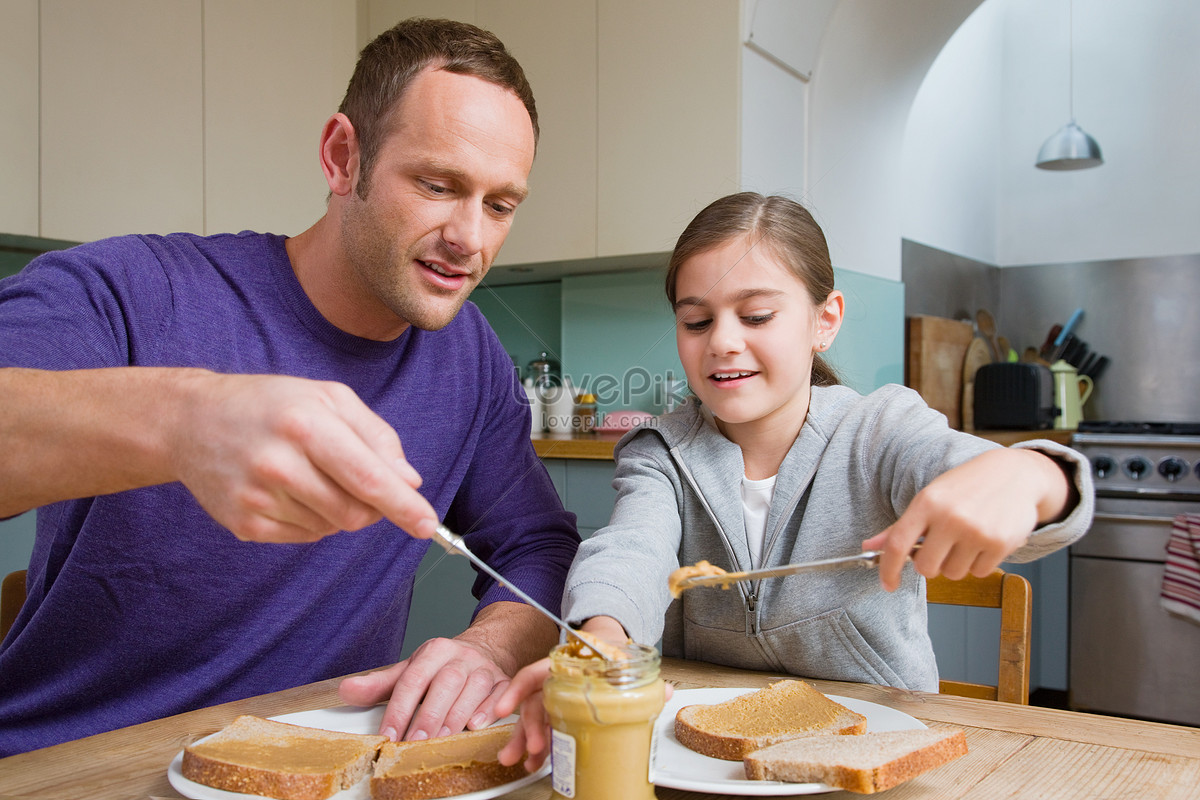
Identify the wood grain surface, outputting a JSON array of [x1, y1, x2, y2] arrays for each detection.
[[2, 658, 1198, 799]]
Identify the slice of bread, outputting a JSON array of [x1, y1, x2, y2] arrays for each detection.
[[674, 680, 868, 760], [743, 727, 969, 793], [181, 714, 387, 800], [370, 723, 527, 800]]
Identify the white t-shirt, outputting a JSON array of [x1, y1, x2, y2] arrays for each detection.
[[700, 405, 779, 567], [741, 474, 777, 567]]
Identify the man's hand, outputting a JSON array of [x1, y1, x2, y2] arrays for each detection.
[[169, 371, 439, 543], [338, 601, 558, 742], [0, 367, 439, 542], [339, 637, 512, 741], [864, 448, 1072, 591]]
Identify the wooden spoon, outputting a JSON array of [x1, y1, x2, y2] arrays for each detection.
[[961, 338, 992, 431], [975, 309, 1001, 362], [997, 335, 1013, 362]]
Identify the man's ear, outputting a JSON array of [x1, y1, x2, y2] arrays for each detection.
[[319, 113, 359, 198]]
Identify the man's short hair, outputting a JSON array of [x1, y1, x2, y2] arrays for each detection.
[[339, 17, 539, 197]]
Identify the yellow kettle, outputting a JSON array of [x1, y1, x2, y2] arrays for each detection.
[[1050, 359, 1094, 430]]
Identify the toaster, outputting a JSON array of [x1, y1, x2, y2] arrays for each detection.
[[972, 363, 1056, 430]]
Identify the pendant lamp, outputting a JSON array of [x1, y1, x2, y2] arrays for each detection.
[[1036, 0, 1103, 170]]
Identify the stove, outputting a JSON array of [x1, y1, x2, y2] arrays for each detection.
[[1069, 422, 1200, 727], [1073, 423, 1200, 498]]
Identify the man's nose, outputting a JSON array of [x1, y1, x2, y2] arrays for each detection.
[[440, 200, 484, 261]]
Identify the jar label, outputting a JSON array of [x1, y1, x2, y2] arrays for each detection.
[[550, 728, 576, 797]]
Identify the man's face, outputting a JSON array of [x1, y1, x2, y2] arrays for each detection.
[[339, 68, 535, 336]]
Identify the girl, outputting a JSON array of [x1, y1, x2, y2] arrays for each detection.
[[496, 192, 1092, 770]]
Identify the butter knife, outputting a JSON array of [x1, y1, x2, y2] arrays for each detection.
[[673, 546, 921, 593], [431, 524, 615, 659]]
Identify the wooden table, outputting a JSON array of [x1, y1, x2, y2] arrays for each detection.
[[2, 658, 1197, 799]]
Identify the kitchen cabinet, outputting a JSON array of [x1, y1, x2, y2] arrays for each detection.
[[594, 0, 740, 258], [0, 0, 39, 238], [18, 0, 356, 243], [202, 0, 356, 237], [40, 0, 205, 242], [365, 0, 739, 268]]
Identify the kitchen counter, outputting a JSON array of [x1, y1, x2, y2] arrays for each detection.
[[534, 428, 1075, 460], [531, 430, 628, 460], [2, 657, 1196, 799]]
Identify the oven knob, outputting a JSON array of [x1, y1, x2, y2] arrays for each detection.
[[1092, 456, 1116, 479], [1158, 457, 1189, 482], [1123, 457, 1151, 480]]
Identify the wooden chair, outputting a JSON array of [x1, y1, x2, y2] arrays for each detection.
[[926, 569, 1032, 704], [1, 569, 27, 641]]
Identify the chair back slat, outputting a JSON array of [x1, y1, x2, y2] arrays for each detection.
[[927, 570, 1031, 705]]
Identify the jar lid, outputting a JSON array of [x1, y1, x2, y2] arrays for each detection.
[[578, 393, 597, 403]]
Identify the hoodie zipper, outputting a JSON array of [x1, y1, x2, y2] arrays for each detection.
[[671, 447, 757, 629]]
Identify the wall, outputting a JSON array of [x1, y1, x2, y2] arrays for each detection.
[[806, 0, 983, 281], [903, 0, 1200, 267]]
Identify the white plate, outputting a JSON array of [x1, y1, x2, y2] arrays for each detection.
[[167, 707, 549, 800], [650, 687, 926, 796]]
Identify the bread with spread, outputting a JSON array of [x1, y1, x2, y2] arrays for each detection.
[[674, 680, 868, 760], [181, 714, 386, 800], [370, 723, 526, 800], [743, 726, 968, 793]]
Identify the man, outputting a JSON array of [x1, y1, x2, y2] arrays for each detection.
[[0, 18, 579, 755]]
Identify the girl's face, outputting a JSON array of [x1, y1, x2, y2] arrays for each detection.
[[673, 235, 843, 443]]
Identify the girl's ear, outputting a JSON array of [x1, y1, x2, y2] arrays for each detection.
[[319, 113, 360, 198], [814, 290, 845, 352]]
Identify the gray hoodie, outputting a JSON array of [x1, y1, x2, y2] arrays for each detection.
[[562, 384, 1093, 691]]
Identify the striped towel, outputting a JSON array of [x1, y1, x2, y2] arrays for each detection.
[[1162, 513, 1200, 624]]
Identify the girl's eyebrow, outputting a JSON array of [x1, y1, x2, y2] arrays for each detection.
[[673, 287, 786, 311]]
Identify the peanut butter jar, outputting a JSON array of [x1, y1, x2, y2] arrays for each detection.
[[543, 641, 666, 799]]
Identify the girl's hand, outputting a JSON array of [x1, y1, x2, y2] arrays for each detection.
[[864, 448, 1072, 591], [494, 616, 640, 772], [495, 656, 552, 772]]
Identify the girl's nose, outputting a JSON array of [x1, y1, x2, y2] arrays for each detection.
[[440, 200, 484, 259], [708, 315, 744, 355]]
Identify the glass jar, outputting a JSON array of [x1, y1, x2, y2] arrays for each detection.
[[543, 641, 665, 800], [573, 393, 598, 434]]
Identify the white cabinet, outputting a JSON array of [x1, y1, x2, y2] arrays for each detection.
[[0, 0, 40, 237], [476, 2, 598, 265], [596, 0, 740, 257], [17, 0, 357, 243], [203, 0, 357, 236], [365, 0, 741, 267], [40, 0, 204, 242]]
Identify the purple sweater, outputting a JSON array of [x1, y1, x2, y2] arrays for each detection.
[[0, 232, 579, 756]]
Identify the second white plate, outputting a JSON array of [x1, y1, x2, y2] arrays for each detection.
[[650, 687, 926, 796]]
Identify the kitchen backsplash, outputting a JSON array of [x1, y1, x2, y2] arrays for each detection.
[[0, 233, 79, 279], [903, 239, 1200, 423], [478, 265, 905, 418]]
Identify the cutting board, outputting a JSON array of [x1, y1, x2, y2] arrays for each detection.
[[906, 315, 975, 429], [960, 337, 993, 432]]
